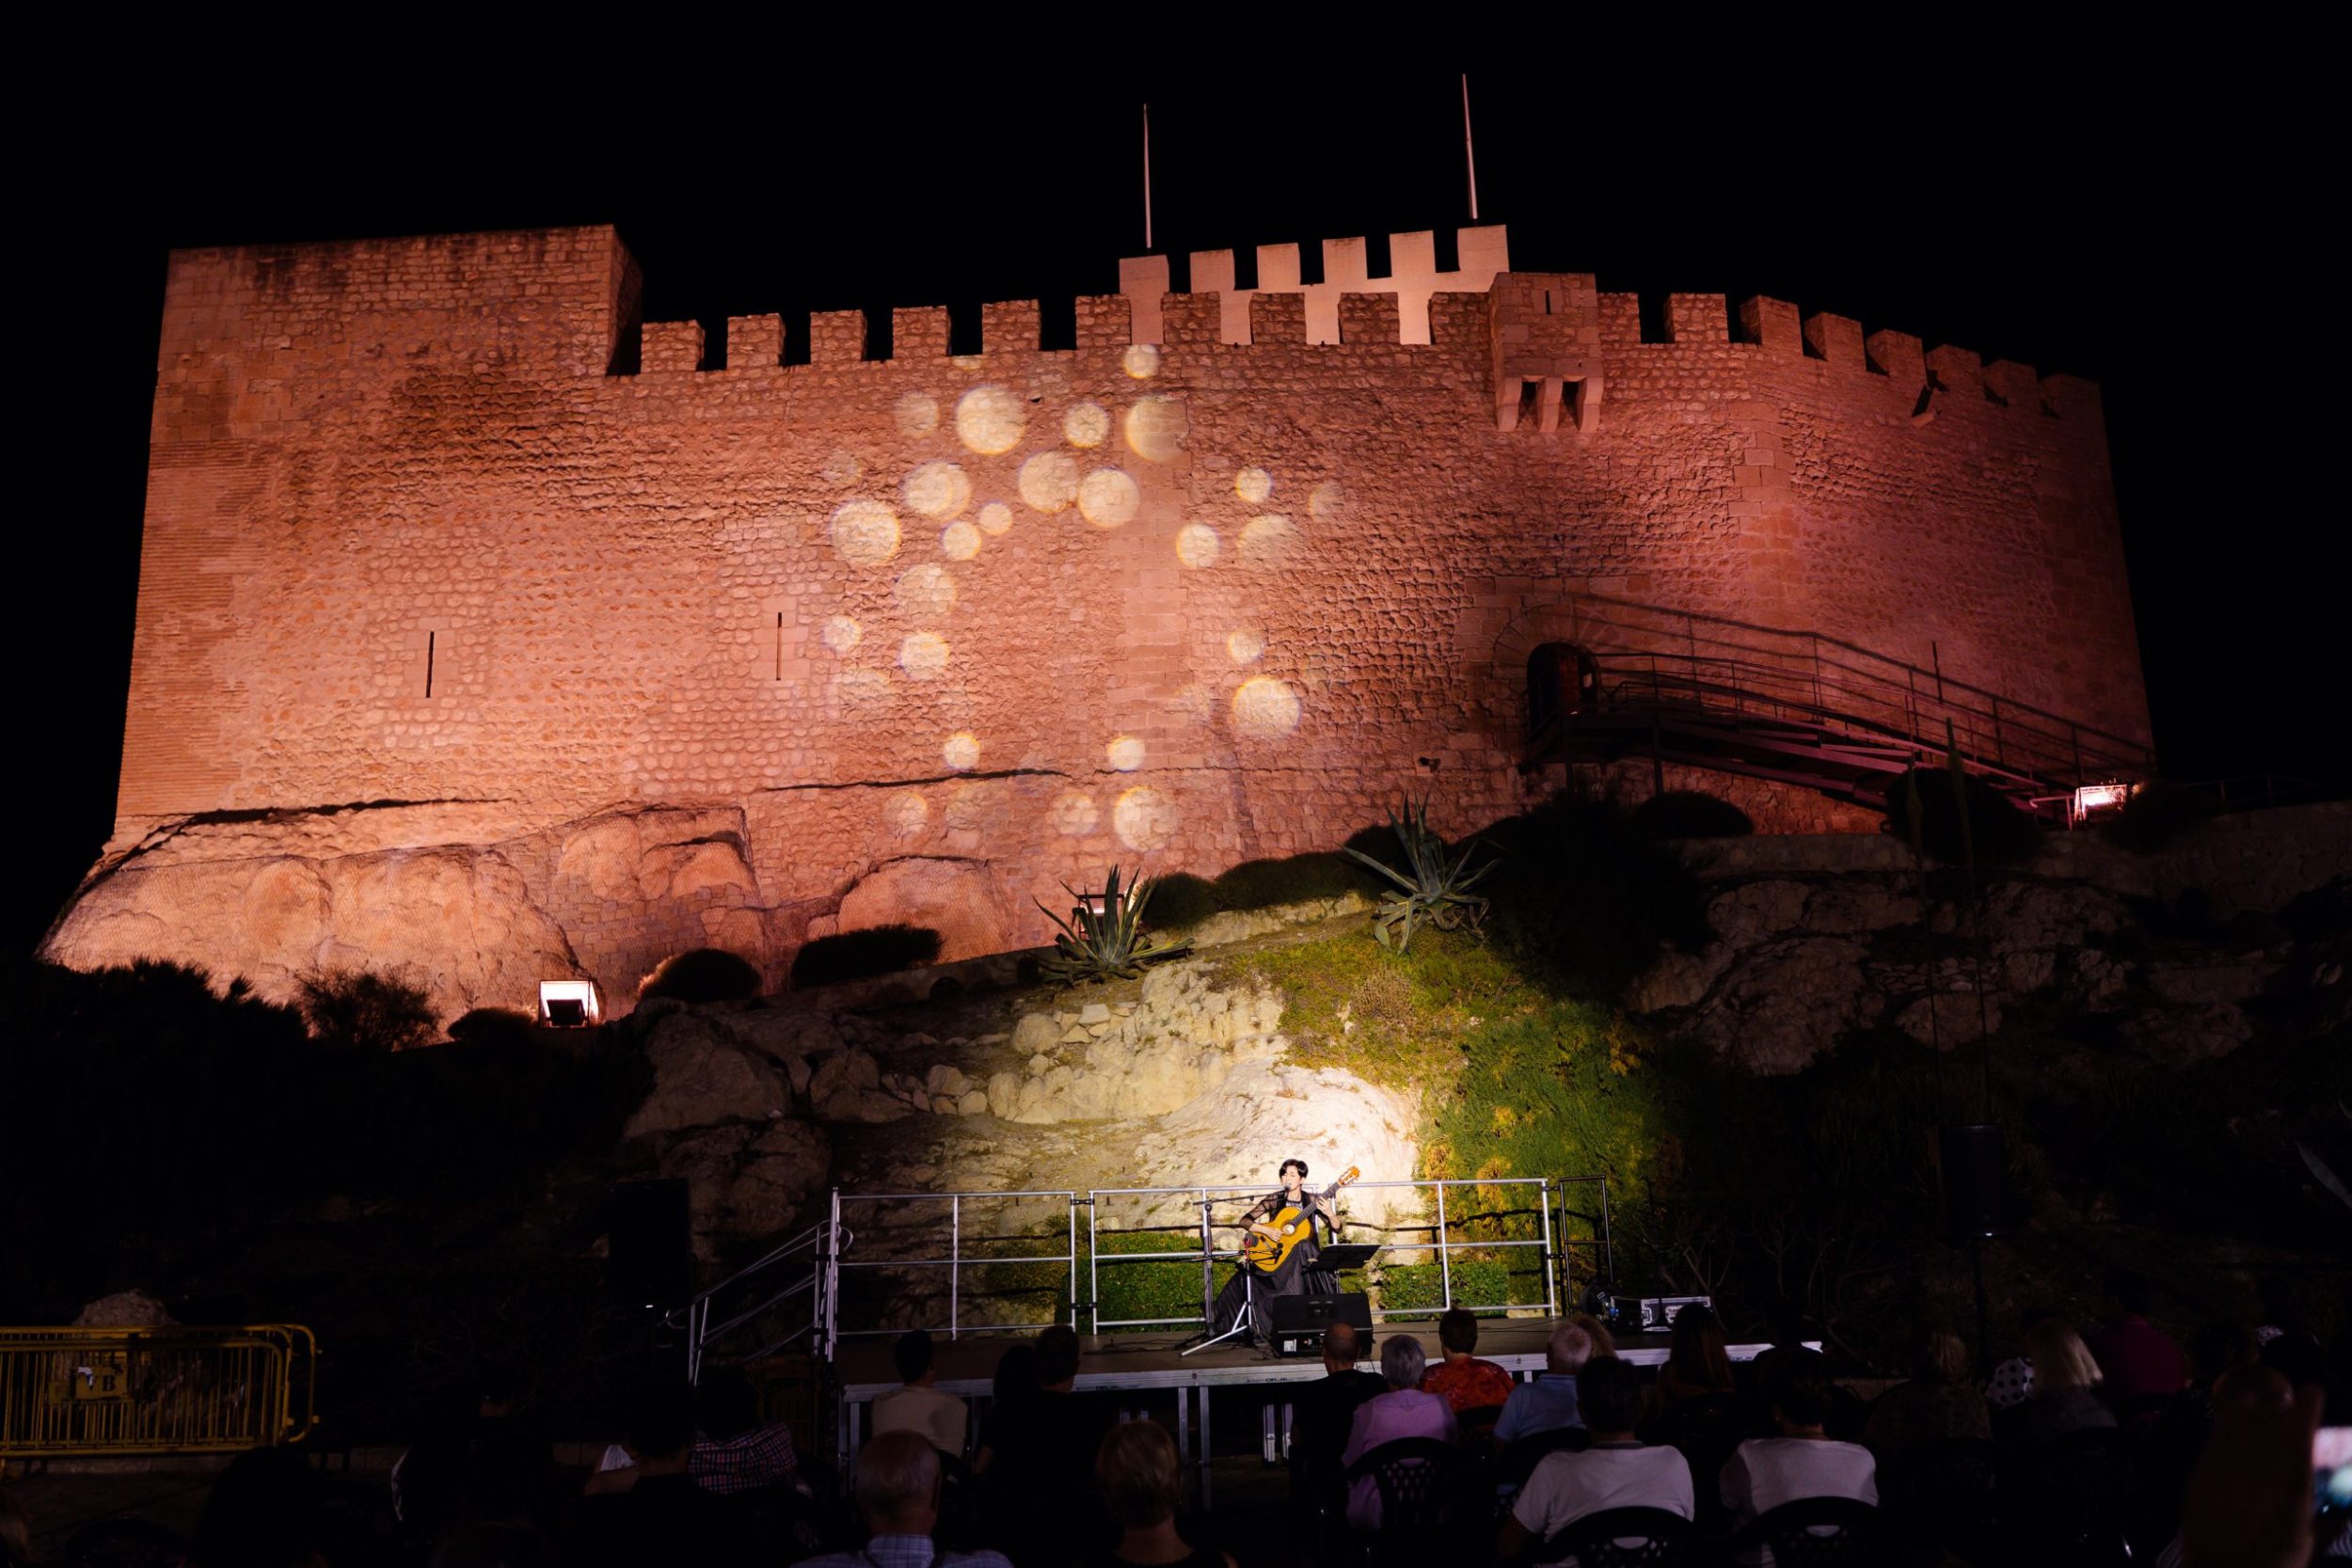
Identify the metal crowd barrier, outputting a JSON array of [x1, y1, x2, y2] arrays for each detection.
[[829, 1189, 1079, 1342], [0, 1324, 317, 1460]]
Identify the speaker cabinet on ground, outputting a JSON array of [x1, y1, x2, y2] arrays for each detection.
[[1268, 1291, 1374, 1357], [609, 1179, 694, 1307]]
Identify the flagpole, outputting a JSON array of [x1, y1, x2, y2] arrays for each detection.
[[1461, 74, 1479, 222]]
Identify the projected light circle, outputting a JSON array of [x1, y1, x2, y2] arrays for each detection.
[[1310, 481, 1346, 524], [831, 500, 901, 566], [976, 501, 1014, 536], [1227, 628, 1265, 664], [820, 450, 862, 485], [1122, 343, 1161, 379], [940, 520, 981, 561], [1124, 396, 1186, 463], [1232, 675, 1302, 739], [943, 732, 981, 771], [1114, 786, 1179, 851], [1240, 514, 1298, 563], [899, 632, 949, 679], [1078, 468, 1141, 529], [1236, 467, 1273, 504], [955, 385, 1025, 455], [884, 791, 930, 837], [1106, 736, 1145, 771], [822, 615, 863, 654], [1176, 523, 1221, 568], [1018, 451, 1081, 514], [1050, 790, 1099, 835], [831, 668, 891, 706], [1064, 402, 1110, 448], [903, 461, 972, 519]]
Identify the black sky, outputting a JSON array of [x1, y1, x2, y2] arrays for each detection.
[[17, 52, 2335, 954]]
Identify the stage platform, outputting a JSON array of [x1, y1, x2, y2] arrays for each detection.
[[834, 1318, 1791, 1503]]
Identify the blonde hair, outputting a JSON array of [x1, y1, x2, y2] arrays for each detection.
[[2024, 1320, 2102, 1394], [1096, 1419, 1183, 1528], [1569, 1312, 1618, 1358]]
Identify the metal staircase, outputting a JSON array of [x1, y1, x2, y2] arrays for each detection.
[[1521, 602, 2153, 820]]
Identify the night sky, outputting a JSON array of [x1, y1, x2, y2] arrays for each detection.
[[17, 58, 2332, 955]]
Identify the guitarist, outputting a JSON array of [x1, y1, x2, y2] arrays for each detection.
[[1208, 1159, 1343, 1351]]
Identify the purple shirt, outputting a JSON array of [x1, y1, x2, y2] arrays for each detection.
[[1339, 1387, 1456, 1528]]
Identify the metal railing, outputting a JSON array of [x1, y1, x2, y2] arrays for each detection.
[[829, 1189, 1079, 1343], [0, 1324, 316, 1460], [671, 1219, 849, 1382], [1086, 1176, 1613, 1334], [1522, 594, 2153, 806]]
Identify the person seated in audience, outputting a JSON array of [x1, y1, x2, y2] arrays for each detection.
[[1742, 1298, 1812, 1393], [1496, 1354, 1694, 1565], [792, 1429, 1012, 1568], [968, 1342, 1036, 1478], [431, 1519, 553, 1568], [190, 1445, 328, 1568], [1340, 1334, 1458, 1530], [1567, 1312, 1616, 1359], [689, 1365, 803, 1497], [1983, 1306, 2058, 1413], [977, 1325, 1115, 1566], [1720, 1349, 1877, 1554], [2154, 1362, 2331, 1568], [573, 1382, 759, 1565], [2006, 1318, 2117, 1447], [1092, 1420, 1236, 1568], [1495, 1322, 1595, 1448], [1862, 1324, 1990, 1468], [874, 1328, 971, 1459], [1648, 1303, 1737, 1422], [1289, 1321, 1385, 1509], [2091, 1269, 2187, 1408], [1421, 1306, 1518, 1415]]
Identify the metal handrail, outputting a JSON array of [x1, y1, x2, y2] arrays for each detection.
[[828, 1189, 1080, 1343], [671, 1220, 850, 1383]]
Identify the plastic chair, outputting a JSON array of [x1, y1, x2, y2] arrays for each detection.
[[1731, 1496, 1884, 1566], [1878, 1435, 2000, 1558], [1344, 1435, 1465, 1568], [1547, 1504, 1697, 1566], [2021, 1426, 2136, 1565]]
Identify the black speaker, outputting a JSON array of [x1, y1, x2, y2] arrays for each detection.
[[1939, 1124, 2010, 1241], [609, 1180, 694, 1307], [1268, 1291, 1374, 1357]]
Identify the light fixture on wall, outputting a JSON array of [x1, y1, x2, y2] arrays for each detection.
[[2071, 781, 2136, 825], [539, 979, 603, 1027]]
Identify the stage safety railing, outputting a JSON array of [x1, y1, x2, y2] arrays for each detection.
[[0, 1324, 317, 1460], [811, 1174, 1613, 1348], [672, 1218, 850, 1382]]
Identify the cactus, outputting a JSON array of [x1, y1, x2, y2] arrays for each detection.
[[1341, 800, 1493, 953], [1035, 866, 1192, 985]]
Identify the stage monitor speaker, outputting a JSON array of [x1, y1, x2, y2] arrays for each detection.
[[609, 1179, 694, 1307], [1610, 1293, 1712, 1334], [1268, 1291, 1373, 1358], [1939, 1123, 2011, 1241]]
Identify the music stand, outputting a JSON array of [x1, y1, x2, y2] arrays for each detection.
[[1317, 1243, 1380, 1272]]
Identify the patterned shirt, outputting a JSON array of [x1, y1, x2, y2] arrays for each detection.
[[792, 1535, 1012, 1568], [1422, 1354, 1518, 1414], [690, 1421, 799, 1494]]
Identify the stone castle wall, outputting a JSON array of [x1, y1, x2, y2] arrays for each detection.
[[49, 223, 2150, 1020]]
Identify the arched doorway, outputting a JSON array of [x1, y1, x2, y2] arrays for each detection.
[[1526, 642, 1600, 738]]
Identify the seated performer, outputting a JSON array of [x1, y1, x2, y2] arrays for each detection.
[[1207, 1158, 1343, 1351]]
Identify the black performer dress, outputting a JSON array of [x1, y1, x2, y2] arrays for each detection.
[[1209, 1189, 1342, 1342]]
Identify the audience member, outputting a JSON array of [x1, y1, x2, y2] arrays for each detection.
[[1288, 1322, 1384, 1508], [1651, 1304, 1736, 1416], [1496, 1355, 1694, 1564], [689, 1365, 801, 1496], [1720, 1349, 1877, 1552], [190, 1445, 326, 1568], [792, 1430, 1012, 1568], [1862, 1324, 1990, 1467], [1495, 1323, 1595, 1447], [2010, 1319, 2117, 1446], [464, 1361, 557, 1524], [0, 1488, 30, 1568], [430, 1519, 552, 1568], [977, 1325, 1115, 1566], [1566, 1312, 1616, 1359], [1339, 1334, 1457, 1530], [873, 1328, 971, 1458], [969, 1342, 1037, 1477], [1743, 1298, 1813, 1393], [1419, 1307, 1517, 1415], [1092, 1420, 1235, 1568], [2172, 1363, 2327, 1568], [1984, 1306, 2060, 1412], [574, 1381, 757, 1568], [2091, 1270, 2187, 1405]]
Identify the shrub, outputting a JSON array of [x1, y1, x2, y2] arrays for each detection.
[[1213, 852, 1381, 911], [297, 968, 438, 1053], [446, 1006, 539, 1048], [2101, 782, 2220, 852], [1037, 867, 1191, 986], [789, 926, 942, 989], [1342, 800, 1495, 952], [1631, 790, 1755, 840], [638, 947, 764, 1004], [1882, 768, 2042, 865]]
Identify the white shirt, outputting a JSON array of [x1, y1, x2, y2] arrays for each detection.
[[872, 1384, 969, 1457], [1719, 1437, 1878, 1568], [1512, 1443, 1694, 1565]]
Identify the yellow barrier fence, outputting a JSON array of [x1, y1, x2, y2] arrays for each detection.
[[0, 1325, 316, 1460]]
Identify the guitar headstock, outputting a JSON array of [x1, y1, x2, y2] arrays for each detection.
[[1337, 1165, 1360, 1188]]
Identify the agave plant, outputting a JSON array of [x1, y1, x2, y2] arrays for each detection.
[[1341, 800, 1494, 952], [1035, 865, 1193, 985]]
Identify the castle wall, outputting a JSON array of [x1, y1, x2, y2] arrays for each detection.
[[67, 223, 2149, 1016]]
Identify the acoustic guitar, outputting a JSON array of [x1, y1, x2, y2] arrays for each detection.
[[1241, 1166, 1358, 1274]]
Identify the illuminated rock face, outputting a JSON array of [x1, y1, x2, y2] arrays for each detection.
[[53, 224, 2149, 1020]]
